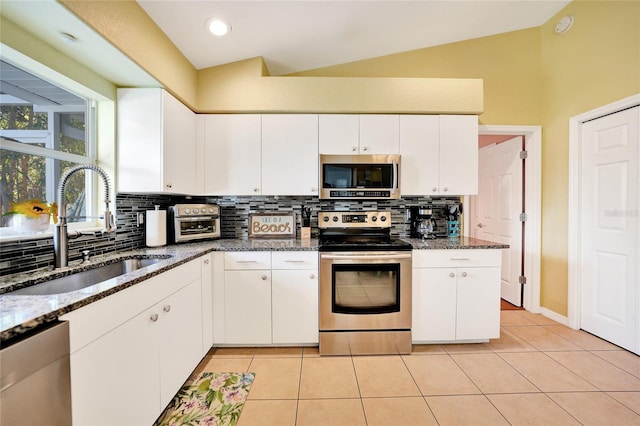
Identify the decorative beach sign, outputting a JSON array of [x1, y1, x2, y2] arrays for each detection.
[[249, 213, 296, 238]]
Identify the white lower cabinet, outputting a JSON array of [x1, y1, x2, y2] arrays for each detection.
[[412, 249, 501, 343], [272, 252, 318, 344], [217, 251, 319, 345], [61, 258, 204, 426]]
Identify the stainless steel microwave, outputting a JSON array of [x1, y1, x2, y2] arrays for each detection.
[[319, 154, 401, 200]]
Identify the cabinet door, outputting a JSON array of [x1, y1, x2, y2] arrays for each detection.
[[224, 270, 272, 344], [117, 88, 163, 193], [70, 307, 160, 426], [456, 267, 501, 340], [412, 267, 457, 342], [359, 115, 399, 154], [162, 89, 197, 194], [319, 114, 359, 154], [203, 114, 262, 195], [159, 279, 204, 408], [399, 115, 440, 196], [272, 269, 319, 344], [201, 254, 214, 352], [439, 115, 479, 195], [261, 114, 319, 195]]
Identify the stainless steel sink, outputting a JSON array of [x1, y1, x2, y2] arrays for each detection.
[[8, 257, 170, 296]]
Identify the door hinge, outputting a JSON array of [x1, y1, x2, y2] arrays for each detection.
[[519, 212, 527, 222], [519, 275, 527, 285], [520, 150, 528, 160]]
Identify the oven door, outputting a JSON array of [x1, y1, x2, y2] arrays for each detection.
[[319, 251, 412, 331]]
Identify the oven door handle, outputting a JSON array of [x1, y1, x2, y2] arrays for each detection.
[[321, 253, 412, 260]]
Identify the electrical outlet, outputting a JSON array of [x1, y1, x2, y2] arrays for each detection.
[[137, 212, 144, 227]]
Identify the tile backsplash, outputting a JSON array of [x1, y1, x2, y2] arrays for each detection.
[[0, 193, 461, 276]]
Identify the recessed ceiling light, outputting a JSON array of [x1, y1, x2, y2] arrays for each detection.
[[60, 32, 78, 44], [206, 18, 231, 37]]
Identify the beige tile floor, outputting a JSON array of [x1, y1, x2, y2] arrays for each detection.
[[194, 310, 640, 425]]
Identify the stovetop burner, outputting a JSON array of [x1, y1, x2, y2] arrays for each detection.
[[318, 211, 412, 252]]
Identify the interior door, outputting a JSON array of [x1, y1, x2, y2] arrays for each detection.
[[580, 106, 639, 354], [470, 137, 523, 306]]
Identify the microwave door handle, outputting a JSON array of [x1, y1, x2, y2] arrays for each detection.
[[391, 159, 397, 195]]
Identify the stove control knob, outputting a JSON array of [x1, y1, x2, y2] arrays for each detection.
[[322, 216, 329, 222], [371, 216, 377, 222], [193, 208, 199, 214], [184, 208, 191, 214], [380, 216, 387, 222], [209, 208, 215, 213], [332, 216, 339, 222]]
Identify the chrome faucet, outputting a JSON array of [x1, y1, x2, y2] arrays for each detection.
[[53, 164, 116, 268]]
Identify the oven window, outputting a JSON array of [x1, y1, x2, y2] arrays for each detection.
[[179, 219, 216, 235], [331, 264, 401, 314]]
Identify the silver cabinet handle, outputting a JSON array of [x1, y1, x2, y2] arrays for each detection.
[[443, 187, 448, 192], [362, 146, 368, 151], [204, 258, 210, 264], [449, 272, 455, 278], [253, 187, 259, 192], [150, 313, 159, 322], [461, 272, 468, 278], [284, 260, 306, 263], [432, 187, 438, 192], [309, 273, 316, 279], [236, 260, 257, 263], [163, 305, 171, 313], [352, 147, 358, 152], [450, 257, 471, 261], [261, 275, 268, 280]]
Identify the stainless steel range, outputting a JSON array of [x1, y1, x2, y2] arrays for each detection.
[[318, 211, 412, 355]]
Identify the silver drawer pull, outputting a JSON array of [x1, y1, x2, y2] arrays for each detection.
[[450, 257, 471, 261], [163, 305, 171, 313], [309, 273, 315, 279], [235, 260, 257, 263], [461, 272, 468, 277], [150, 313, 159, 322], [284, 260, 306, 263], [449, 272, 455, 278], [261, 275, 268, 280]]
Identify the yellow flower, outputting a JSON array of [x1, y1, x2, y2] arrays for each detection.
[[7, 199, 59, 224]]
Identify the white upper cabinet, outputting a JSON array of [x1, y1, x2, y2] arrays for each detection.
[[261, 114, 319, 196], [319, 114, 399, 154], [319, 114, 359, 154], [117, 88, 197, 194], [202, 114, 262, 195], [359, 114, 400, 154], [438, 115, 478, 195], [400, 114, 478, 196]]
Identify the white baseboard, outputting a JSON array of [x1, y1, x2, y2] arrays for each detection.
[[539, 307, 570, 327]]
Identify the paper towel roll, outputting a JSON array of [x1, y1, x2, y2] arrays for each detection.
[[146, 207, 167, 247]]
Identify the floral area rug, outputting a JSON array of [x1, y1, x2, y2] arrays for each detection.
[[154, 372, 255, 426]]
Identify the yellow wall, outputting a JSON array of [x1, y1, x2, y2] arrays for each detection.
[[538, 0, 640, 314], [293, 27, 543, 127]]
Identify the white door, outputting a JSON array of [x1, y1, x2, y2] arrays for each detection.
[[470, 137, 523, 306], [580, 106, 639, 353]]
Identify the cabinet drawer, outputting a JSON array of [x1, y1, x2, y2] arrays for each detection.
[[224, 251, 271, 270], [412, 249, 501, 268], [272, 251, 318, 269]]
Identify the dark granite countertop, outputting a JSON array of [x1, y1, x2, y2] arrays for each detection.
[[0, 236, 505, 342]]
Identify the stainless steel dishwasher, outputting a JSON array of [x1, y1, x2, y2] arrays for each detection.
[[1, 321, 72, 426]]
